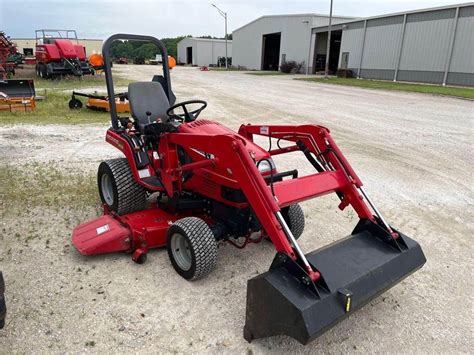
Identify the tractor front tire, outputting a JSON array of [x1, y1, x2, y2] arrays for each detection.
[[282, 203, 305, 240], [97, 158, 146, 215], [167, 217, 218, 280]]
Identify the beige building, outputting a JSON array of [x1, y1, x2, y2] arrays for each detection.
[[12, 38, 103, 56]]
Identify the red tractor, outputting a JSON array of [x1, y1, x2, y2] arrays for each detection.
[[72, 34, 425, 344], [35, 29, 92, 79]]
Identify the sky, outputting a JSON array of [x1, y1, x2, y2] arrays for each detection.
[[0, 0, 466, 39]]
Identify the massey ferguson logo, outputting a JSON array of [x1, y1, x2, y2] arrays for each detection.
[[106, 134, 124, 151]]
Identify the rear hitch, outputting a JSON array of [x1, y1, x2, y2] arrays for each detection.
[[132, 248, 147, 264]]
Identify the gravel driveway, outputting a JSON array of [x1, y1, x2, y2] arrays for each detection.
[[1, 66, 473, 353]]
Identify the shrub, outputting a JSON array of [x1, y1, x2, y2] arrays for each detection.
[[280, 60, 305, 74]]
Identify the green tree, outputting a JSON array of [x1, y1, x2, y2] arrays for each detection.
[[134, 43, 159, 60], [109, 36, 201, 60]]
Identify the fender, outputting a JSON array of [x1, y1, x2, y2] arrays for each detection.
[[105, 129, 163, 191]]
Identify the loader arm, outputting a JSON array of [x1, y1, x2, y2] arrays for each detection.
[[162, 124, 398, 282], [162, 133, 298, 260], [238, 124, 374, 218]]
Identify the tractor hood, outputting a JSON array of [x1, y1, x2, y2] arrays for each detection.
[[179, 119, 270, 161]]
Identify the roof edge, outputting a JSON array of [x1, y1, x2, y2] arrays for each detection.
[[178, 37, 232, 43], [311, 2, 474, 29], [233, 13, 355, 33]]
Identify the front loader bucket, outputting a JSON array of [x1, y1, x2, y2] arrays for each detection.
[[0, 79, 35, 98], [244, 220, 426, 345]]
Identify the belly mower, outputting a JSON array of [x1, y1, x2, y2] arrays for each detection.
[[72, 34, 425, 345]]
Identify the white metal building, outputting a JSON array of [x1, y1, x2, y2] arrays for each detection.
[[231, 4, 473, 86], [313, 3, 474, 86], [232, 14, 354, 72], [177, 37, 232, 66]]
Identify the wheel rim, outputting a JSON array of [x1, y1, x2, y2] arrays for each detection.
[[171, 233, 192, 271], [101, 173, 114, 205]]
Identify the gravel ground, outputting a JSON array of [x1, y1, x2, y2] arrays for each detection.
[[1, 66, 473, 353]]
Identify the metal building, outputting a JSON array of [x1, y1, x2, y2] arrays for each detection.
[[232, 14, 354, 72], [177, 37, 232, 66], [313, 3, 474, 86]]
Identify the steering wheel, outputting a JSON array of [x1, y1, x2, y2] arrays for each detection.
[[166, 100, 207, 122]]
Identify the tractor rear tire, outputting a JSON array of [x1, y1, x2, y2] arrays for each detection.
[[97, 158, 146, 215], [282, 203, 305, 240], [167, 217, 218, 281]]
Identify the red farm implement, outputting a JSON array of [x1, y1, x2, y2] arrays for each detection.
[[0, 31, 19, 80], [35, 29, 92, 79], [72, 34, 426, 344]]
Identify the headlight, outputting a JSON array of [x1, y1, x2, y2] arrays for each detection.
[[257, 158, 275, 174]]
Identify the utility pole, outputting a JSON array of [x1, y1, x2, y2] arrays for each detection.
[[324, 0, 333, 79], [212, 3, 228, 69]]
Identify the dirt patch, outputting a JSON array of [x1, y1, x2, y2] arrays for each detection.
[[1, 66, 473, 353]]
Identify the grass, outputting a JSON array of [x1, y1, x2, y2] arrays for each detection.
[[0, 90, 110, 125], [245, 71, 289, 76], [14, 65, 133, 90], [209, 67, 247, 71], [0, 162, 96, 211], [209, 68, 289, 75], [295, 77, 474, 99], [33, 75, 132, 90], [1, 65, 132, 125]]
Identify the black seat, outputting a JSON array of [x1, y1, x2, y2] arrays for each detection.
[[128, 81, 171, 133], [152, 75, 176, 105]]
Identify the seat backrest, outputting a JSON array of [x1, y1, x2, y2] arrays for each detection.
[[152, 75, 176, 105], [128, 81, 170, 127]]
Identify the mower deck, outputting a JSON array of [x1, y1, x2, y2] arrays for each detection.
[[72, 207, 180, 256]]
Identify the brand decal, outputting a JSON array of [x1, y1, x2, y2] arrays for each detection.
[[96, 224, 110, 235], [107, 134, 124, 151]]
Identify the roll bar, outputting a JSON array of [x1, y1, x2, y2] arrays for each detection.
[[102, 34, 172, 129]]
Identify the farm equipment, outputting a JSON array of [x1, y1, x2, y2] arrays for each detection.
[[72, 34, 426, 345], [69, 91, 129, 113], [115, 57, 128, 64], [35, 29, 92, 78], [150, 55, 176, 69], [0, 31, 19, 79], [0, 79, 36, 112], [88, 53, 105, 71]]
